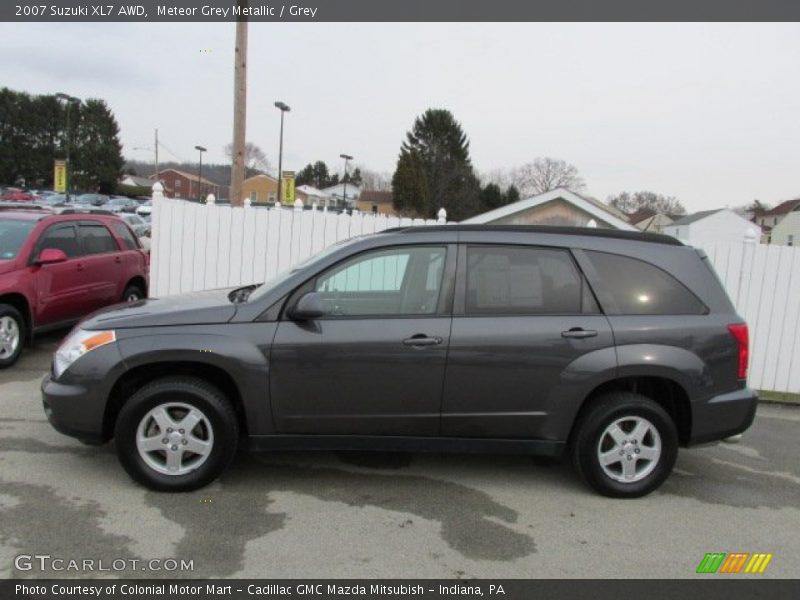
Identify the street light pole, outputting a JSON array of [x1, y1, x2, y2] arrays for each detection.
[[195, 145, 207, 201], [274, 101, 290, 204], [56, 93, 79, 202], [340, 153, 353, 208]]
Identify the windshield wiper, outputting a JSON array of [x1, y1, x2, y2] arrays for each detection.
[[228, 284, 261, 304]]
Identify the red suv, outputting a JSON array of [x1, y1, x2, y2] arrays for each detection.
[[0, 206, 149, 367]]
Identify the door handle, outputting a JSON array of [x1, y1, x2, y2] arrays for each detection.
[[561, 328, 598, 339], [114, 256, 122, 263], [76, 263, 84, 271], [402, 335, 443, 347]]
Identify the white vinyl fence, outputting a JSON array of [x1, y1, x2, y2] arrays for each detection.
[[698, 237, 800, 395], [148, 185, 445, 300], [148, 186, 800, 394]]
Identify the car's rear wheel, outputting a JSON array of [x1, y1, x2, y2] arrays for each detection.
[[571, 392, 678, 498], [122, 284, 144, 302], [0, 304, 25, 369], [114, 377, 239, 491]]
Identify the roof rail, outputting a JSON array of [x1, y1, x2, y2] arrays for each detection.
[[53, 207, 117, 216], [381, 224, 684, 246], [0, 202, 51, 211]]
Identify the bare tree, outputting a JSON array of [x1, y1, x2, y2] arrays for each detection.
[[224, 141, 271, 173], [358, 166, 392, 191], [607, 191, 685, 216], [508, 157, 586, 197]]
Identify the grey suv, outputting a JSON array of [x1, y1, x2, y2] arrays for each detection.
[[42, 226, 756, 497]]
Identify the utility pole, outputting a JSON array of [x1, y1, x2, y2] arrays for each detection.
[[274, 102, 291, 204], [340, 154, 353, 209], [230, 2, 248, 207]]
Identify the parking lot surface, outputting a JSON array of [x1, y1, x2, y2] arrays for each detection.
[[1, 332, 798, 578]]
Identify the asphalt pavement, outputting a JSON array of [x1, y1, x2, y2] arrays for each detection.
[[0, 331, 798, 579]]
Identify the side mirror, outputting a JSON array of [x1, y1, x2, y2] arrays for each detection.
[[37, 248, 68, 265], [288, 292, 326, 320]]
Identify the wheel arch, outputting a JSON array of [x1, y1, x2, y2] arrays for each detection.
[[569, 375, 692, 447], [103, 361, 248, 442]]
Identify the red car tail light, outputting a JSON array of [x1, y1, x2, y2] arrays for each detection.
[[727, 323, 749, 380]]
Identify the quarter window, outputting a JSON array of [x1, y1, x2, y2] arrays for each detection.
[[465, 246, 597, 315], [315, 246, 447, 316], [585, 250, 706, 315], [112, 222, 140, 250]]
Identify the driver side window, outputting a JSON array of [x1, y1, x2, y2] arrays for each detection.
[[315, 246, 446, 317]]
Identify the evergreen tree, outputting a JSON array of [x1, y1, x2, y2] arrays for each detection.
[[0, 88, 124, 192], [71, 99, 124, 193], [480, 182, 504, 211], [391, 149, 428, 216], [392, 109, 481, 220], [296, 160, 338, 189], [505, 184, 521, 205]]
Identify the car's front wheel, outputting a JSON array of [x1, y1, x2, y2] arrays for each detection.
[[0, 303, 25, 369], [115, 377, 239, 491], [571, 392, 678, 498]]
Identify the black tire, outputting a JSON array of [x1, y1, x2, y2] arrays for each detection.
[[114, 377, 239, 492], [571, 392, 678, 498], [0, 303, 26, 369], [121, 284, 144, 302]]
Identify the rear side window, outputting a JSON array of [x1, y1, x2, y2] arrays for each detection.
[[585, 250, 706, 315], [79, 223, 119, 255], [36, 224, 81, 258], [465, 246, 598, 315], [112, 222, 140, 250]]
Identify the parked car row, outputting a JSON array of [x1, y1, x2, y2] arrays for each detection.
[[0, 204, 149, 368]]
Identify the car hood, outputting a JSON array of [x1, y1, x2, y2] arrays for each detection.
[[81, 288, 238, 330], [0, 260, 18, 275]]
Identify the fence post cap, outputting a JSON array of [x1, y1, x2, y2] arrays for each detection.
[[437, 207, 447, 223], [294, 198, 304, 211], [206, 193, 216, 205], [744, 228, 757, 243], [587, 218, 598, 228], [275, 200, 281, 208], [152, 181, 164, 193], [244, 197, 252, 207]]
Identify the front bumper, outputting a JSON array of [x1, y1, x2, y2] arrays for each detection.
[[689, 386, 758, 445], [41, 374, 106, 444]]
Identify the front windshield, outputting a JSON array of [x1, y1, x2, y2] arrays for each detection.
[[247, 237, 361, 302], [0, 218, 37, 259]]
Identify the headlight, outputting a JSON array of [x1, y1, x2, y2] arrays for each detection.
[[53, 329, 116, 378]]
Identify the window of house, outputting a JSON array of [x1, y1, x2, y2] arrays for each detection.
[[465, 246, 597, 315], [788, 235, 794, 247], [250, 191, 257, 202], [372, 205, 378, 214], [315, 246, 446, 317], [175, 179, 181, 188], [585, 251, 706, 315]]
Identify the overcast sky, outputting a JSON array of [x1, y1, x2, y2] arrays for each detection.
[[1, 22, 799, 211]]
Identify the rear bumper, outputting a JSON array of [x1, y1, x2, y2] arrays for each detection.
[[689, 387, 758, 445]]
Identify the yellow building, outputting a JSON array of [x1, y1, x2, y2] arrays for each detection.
[[240, 174, 309, 205], [357, 191, 395, 215]]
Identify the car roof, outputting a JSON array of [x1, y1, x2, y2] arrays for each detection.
[[0, 205, 123, 223], [382, 224, 684, 246]]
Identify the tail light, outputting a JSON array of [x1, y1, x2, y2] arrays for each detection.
[[727, 323, 749, 380]]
